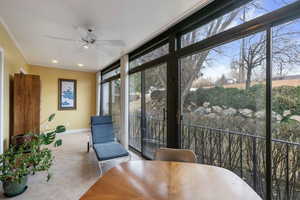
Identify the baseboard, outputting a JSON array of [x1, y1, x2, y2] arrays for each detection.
[[61, 128, 90, 135]]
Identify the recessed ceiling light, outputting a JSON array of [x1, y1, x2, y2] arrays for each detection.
[[52, 59, 58, 64], [78, 64, 84, 67]]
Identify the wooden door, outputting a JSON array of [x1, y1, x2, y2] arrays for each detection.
[[13, 74, 40, 136]]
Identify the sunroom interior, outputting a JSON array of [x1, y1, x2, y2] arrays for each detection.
[[0, 0, 299, 199]]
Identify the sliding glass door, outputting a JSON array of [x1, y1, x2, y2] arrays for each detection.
[[129, 72, 142, 151], [142, 63, 167, 158], [129, 63, 167, 159]]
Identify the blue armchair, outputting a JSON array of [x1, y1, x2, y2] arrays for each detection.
[[89, 116, 130, 175]]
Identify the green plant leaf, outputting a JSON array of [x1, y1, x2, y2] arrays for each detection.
[[48, 113, 56, 122], [43, 131, 56, 145], [55, 125, 66, 133], [54, 139, 62, 147]]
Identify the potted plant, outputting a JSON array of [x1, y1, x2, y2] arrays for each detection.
[[0, 114, 65, 197]]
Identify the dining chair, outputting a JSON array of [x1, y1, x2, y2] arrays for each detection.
[[154, 148, 197, 163]]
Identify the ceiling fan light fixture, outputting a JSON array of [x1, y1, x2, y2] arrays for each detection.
[[83, 44, 89, 49]]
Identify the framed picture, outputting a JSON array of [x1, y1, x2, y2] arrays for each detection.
[[58, 79, 77, 110]]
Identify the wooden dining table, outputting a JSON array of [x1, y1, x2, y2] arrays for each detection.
[[80, 160, 261, 200]]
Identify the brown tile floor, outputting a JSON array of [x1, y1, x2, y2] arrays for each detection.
[[0, 132, 141, 200]]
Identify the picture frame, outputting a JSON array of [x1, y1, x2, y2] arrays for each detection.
[[58, 79, 77, 110]]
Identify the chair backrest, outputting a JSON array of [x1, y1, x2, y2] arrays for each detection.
[[91, 116, 115, 144], [154, 148, 197, 163]]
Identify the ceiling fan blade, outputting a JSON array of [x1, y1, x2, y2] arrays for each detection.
[[96, 40, 125, 46], [44, 35, 77, 42]]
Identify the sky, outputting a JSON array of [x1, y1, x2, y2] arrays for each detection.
[[191, 0, 300, 83]]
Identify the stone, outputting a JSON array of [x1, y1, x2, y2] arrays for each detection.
[[276, 114, 282, 121], [239, 109, 253, 118], [255, 110, 265, 119], [283, 110, 291, 117], [203, 102, 210, 108], [223, 108, 237, 116], [207, 113, 217, 118], [212, 106, 223, 113], [290, 115, 300, 122], [205, 108, 211, 113], [195, 107, 206, 115]]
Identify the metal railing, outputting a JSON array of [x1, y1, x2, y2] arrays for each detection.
[[128, 114, 300, 200]]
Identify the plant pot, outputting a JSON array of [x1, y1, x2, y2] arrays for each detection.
[[2, 176, 28, 197]]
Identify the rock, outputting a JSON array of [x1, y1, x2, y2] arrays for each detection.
[[239, 109, 253, 118], [195, 107, 206, 115], [212, 106, 223, 113], [223, 108, 237, 116], [283, 110, 291, 117], [290, 115, 300, 122], [255, 110, 265, 119], [276, 114, 282, 121], [205, 108, 211, 113], [207, 113, 217, 118], [203, 102, 210, 108]]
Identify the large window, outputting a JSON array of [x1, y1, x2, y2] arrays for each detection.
[[181, 0, 296, 48], [181, 31, 267, 197], [130, 44, 169, 69], [271, 19, 300, 200]]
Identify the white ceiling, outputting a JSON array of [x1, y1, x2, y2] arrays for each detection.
[[0, 0, 212, 72]]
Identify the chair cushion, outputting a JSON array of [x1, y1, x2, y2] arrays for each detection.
[[92, 124, 115, 144], [91, 116, 112, 125], [93, 142, 129, 161]]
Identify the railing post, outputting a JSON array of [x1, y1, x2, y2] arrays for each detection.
[[228, 133, 232, 169], [240, 136, 243, 178], [218, 131, 222, 166], [253, 137, 257, 192], [286, 143, 290, 200]]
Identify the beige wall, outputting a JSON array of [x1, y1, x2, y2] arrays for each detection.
[[0, 21, 97, 149], [30, 65, 96, 131], [0, 22, 30, 148]]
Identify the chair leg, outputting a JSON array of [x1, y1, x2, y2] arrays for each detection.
[[87, 142, 90, 152], [98, 162, 103, 177], [128, 154, 131, 161]]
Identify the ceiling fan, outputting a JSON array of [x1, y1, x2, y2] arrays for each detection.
[[44, 26, 125, 51]]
